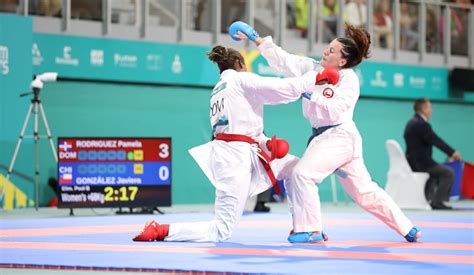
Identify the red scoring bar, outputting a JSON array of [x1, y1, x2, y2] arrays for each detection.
[[58, 138, 171, 162]]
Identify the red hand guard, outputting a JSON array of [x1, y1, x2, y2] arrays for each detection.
[[316, 66, 339, 85], [266, 135, 290, 160]]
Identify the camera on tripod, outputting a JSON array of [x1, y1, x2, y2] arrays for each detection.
[[31, 72, 58, 89], [3, 72, 59, 210], [21, 72, 58, 98]]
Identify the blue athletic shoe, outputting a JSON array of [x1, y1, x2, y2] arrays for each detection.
[[322, 231, 329, 241], [404, 226, 421, 242], [288, 232, 325, 243], [289, 230, 329, 242]]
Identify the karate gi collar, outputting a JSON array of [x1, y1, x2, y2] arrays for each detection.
[[220, 69, 238, 81]]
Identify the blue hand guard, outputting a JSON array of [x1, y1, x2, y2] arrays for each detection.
[[228, 21, 259, 42]]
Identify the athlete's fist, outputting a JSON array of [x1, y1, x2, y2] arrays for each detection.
[[266, 135, 290, 160], [316, 66, 339, 85], [228, 21, 259, 42]]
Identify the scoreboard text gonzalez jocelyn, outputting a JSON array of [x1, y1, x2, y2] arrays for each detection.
[[57, 137, 171, 208]]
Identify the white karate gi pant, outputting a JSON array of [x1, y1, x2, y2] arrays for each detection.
[[165, 141, 298, 242], [285, 122, 414, 236]]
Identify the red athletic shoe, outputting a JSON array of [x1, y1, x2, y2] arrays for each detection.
[[132, 220, 169, 242]]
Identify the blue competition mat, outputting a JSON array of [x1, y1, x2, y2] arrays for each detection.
[[1, 209, 473, 274]]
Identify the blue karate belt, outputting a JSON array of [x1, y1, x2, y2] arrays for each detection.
[[307, 124, 341, 146]]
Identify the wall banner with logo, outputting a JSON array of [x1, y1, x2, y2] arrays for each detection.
[[0, 14, 35, 209], [0, 14, 33, 140], [32, 33, 219, 86], [0, 14, 32, 96], [355, 61, 449, 100]]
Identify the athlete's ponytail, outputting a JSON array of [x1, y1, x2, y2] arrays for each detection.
[[207, 45, 245, 73], [337, 24, 371, 68]]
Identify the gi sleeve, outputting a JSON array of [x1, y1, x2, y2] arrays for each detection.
[[258, 36, 320, 77], [236, 71, 317, 105]]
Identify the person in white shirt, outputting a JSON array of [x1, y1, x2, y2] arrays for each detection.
[[373, 0, 393, 49], [230, 21, 421, 243], [345, 0, 367, 28], [132, 45, 327, 243]]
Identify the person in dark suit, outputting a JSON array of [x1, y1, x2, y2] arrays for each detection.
[[404, 98, 461, 210]]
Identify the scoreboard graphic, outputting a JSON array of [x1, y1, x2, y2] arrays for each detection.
[[57, 137, 171, 208]]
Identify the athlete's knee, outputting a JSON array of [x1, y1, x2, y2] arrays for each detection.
[[210, 220, 234, 242], [290, 164, 322, 184]]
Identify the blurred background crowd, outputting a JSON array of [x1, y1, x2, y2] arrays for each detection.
[[0, 0, 472, 56]]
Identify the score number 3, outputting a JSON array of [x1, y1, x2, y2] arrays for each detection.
[[158, 143, 170, 181], [159, 143, 169, 158]]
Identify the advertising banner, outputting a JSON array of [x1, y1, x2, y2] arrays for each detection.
[[33, 33, 219, 86]]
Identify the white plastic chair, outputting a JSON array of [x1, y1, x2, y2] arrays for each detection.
[[384, 139, 431, 210]]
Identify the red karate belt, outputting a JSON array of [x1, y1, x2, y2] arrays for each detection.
[[215, 133, 281, 195]]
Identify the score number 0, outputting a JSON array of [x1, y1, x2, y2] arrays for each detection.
[[158, 143, 170, 181]]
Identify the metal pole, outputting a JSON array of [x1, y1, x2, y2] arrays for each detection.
[[140, 0, 148, 38], [62, 0, 70, 31], [102, 0, 111, 35], [178, 0, 186, 42], [308, 0, 316, 52], [272, 0, 279, 43], [316, 0, 323, 43], [245, 0, 255, 48], [469, 7, 474, 68], [278, 0, 286, 47], [212, 0, 222, 44], [366, 0, 374, 41], [443, 5, 451, 65], [393, 0, 400, 59], [419, 1, 426, 62], [337, 0, 345, 37], [19, 0, 28, 15], [246, 0, 255, 26]]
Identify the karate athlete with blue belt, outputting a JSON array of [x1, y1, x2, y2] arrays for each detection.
[[132, 45, 332, 242], [230, 21, 421, 243]]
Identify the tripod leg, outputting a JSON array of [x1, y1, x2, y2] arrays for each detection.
[[34, 102, 40, 210], [5, 103, 34, 182], [38, 102, 58, 162], [2, 103, 34, 202]]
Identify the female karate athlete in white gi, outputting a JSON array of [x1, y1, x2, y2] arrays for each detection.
[[230, 22, 421, 243], [133, 45, 325, 242]]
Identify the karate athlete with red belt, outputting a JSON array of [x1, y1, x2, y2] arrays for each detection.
[[132, 45, 329, 242], [230, 21, 421, 243]]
